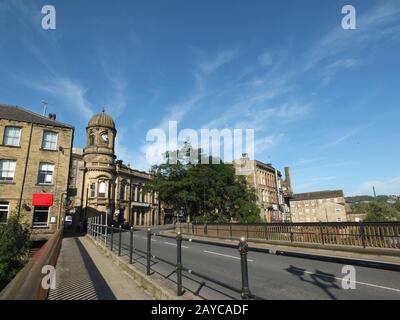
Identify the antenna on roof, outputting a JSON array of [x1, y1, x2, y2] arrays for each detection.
[[102, 107, 106, 113], [41, 100, 48, 116]]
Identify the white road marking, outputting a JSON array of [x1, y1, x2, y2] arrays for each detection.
[[203, 250, 254, 262], [163, 241, 188, 249], [303, 270, 400, 293]]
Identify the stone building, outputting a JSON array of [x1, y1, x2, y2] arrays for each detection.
[[0, 104, 74, 240], [68, 110, 163, 227], [290, 190, 347, 222], [233, 154, 292, 222]]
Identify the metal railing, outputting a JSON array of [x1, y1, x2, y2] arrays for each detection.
[[177, 221, 400, 249], [87, 216, 258, 300]]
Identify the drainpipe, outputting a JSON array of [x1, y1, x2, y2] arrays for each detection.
[[18, 123, 33, 217]]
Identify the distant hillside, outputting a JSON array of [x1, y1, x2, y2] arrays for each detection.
[[346, 195, 399, 204]]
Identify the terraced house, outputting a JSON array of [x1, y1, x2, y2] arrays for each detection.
[[0, 104, 74, 240]]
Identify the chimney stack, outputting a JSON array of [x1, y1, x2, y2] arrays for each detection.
[[48, 113, 57, 121], [284, 167, 292, 193]]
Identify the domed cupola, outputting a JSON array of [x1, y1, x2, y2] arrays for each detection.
[[84, 108, 117, 163], [88, 109, 115, 130]]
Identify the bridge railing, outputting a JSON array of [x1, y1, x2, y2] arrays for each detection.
[[0, 227, 63, 300], [87, 216, 260, 300], [176, 222, 400, 249]]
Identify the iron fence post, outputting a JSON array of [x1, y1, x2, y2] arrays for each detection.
[[319, 223, 325, 245], [147, 228, 151, 275], [111, 225, 114, 251], [118, 225, 122, 256], [192, 223, 195, 234], [176, 232, 183, 296], [99, 215, 103, 243], [265, 224, 268, 240], [238, 237, 251, 300], [230, 225, 233, 239], [290, 225, 294, 243], [360, 223, 367, 248], [129, 227, 134, 264], [204, 223, 208, 235]]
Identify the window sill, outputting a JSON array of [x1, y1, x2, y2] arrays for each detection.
[[0, 181, 16, 185], [32, 226, 50, 229], [0, 144, 21, 148], [36, 183, 54, 187], [39, 148, 58, 152]]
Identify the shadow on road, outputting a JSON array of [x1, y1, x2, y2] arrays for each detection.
[[285, 265, 340, 300]]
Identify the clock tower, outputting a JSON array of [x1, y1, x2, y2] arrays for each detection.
[[83, 109, 117, 217], [84, 109, 116, 164]]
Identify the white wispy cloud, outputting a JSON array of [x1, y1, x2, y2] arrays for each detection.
[[352, 176, 400, 196], [258, 52, 273, 66], [29, 78, 94, 119], [197, 48, 238, 75]]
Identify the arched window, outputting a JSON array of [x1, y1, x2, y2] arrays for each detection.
[[98, 181, 106, 198], [89, 134, 95, 146], [120, 181, 126, 200]]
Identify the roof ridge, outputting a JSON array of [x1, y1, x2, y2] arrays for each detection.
[[0, 103, 74, 129]]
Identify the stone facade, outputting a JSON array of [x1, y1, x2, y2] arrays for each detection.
[[0, 105, 74, 240], [233, 154, 292, 222], [68, 111, 163, 227], [290, 190, 347, 222]]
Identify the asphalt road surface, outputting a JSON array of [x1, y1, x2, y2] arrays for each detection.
[[104, 226, 400, 300]]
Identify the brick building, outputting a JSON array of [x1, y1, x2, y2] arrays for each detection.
[[0, 104, 74, 240], [233, 154, 292, 222], [290, 190, 347, 222], [67, 110, 164, 228]]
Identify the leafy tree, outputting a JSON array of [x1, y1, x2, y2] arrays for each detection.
[[363, 201, 400, 222], [0, 213, 31, 290], [145, 148, 260, 223]]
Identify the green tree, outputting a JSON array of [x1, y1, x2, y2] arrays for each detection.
[[363, 201, 400, 222], [0, 213, 31, 290], [145, 150, 260, 223]]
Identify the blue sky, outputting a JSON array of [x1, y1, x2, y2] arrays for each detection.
[[0, 0, 399, 196]]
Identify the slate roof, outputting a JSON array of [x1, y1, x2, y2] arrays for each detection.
[[0, 104, 74, 129], [292, 190, 344, 201]]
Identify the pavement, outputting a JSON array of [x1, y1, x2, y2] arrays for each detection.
[[48, 234, 153, 300], [110, 226, 400, 300]]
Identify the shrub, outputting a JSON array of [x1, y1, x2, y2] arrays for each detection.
[[0, 213, 31, 290]]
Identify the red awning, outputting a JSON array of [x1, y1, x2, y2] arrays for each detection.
[[32, 194, 53, 206]]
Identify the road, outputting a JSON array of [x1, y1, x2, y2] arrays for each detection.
[[106, 226, 400, 300]]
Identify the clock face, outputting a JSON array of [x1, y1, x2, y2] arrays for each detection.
[[101, 133, 108, 141]]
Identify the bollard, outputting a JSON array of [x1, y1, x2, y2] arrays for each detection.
[[176, 232, 183, 296], [118, 225, 122, 256], [147, 228, 151, 275], [238, 237, 252, 300], [110, 225, 114, 251], [129, 227, 134, 264]]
